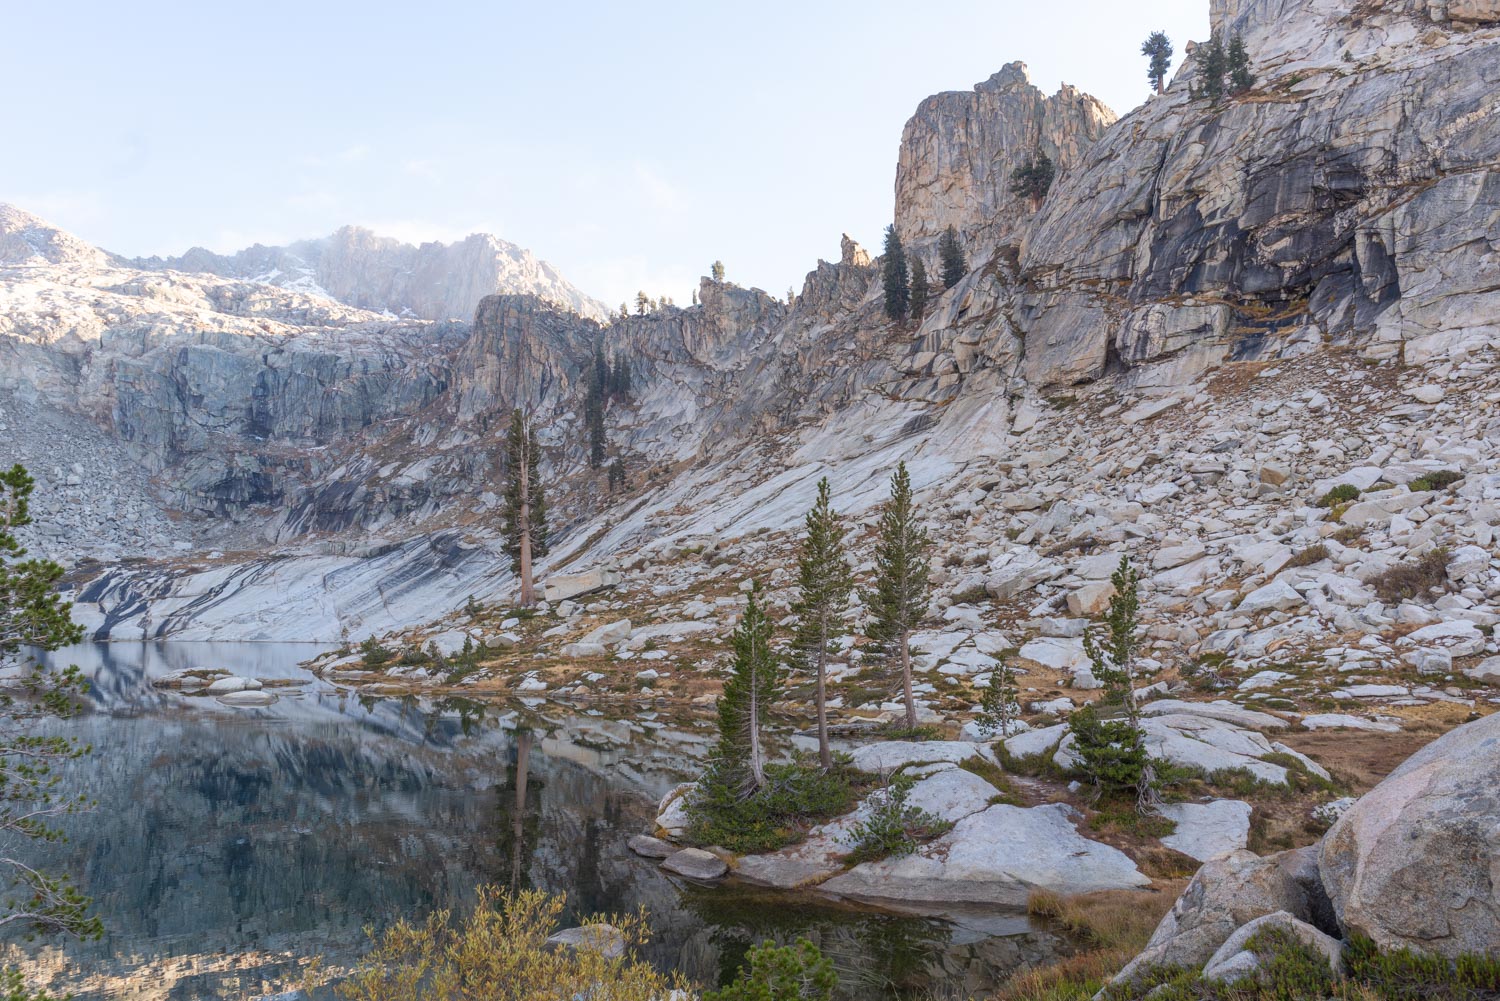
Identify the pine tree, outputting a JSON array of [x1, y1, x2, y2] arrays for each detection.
[[709, 582, 780, 794], [791, 477, 854, 770], [501, 411, 548, 605], [1227, 33, 1255, 93], [692, 288, 699, 306], [1076, 555, 1160, 814], [866, 462, 932, 731], [586, 390, 605, 469], [0, 464, 102, 953], [1011, 151, 1056, 208], [704, 938, 837, 1001], [938, 225, 968, 289], [881, 224, 909, 322], [607, 458, 626, 493], [1202, 32, 1227, 103], [786, 286, 795, 306], [635, 291, 649, 315], [1141, 31, 1174, 94], [592, 341, 609, 395], [618, 302, 629, 321], [909, 258, 929, 322], [609, 353, 631, 399], [976, 661, 1020, 739], [711, 260, 726, 282]]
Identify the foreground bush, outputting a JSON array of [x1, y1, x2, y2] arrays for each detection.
[[842, 771, 951, 864], [337, 886, 687, 1001], [704, 938, 836, 1001], [687, 759, 863, 854], [1010, 921, 1500, 1001]]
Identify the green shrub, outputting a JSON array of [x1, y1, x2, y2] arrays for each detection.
[[1068, 703, 1149, 798], [1407, 470, 1464, 493], [686, 759, 862, 854], [876, 721, 942, 741], [360, 636, 394, 668], [842, 771, 952, 864], [704, 937, 837, 1001], [1316, 484, 1361, 508]]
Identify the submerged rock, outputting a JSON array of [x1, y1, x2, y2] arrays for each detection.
[[216, 690, 278, 707], [545, 924, 626, 959]]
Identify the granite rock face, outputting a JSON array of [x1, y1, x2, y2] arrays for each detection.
[[894, 62, 1116, 260], [1319, 710, 1500, 957], [1017, 0, 1500, 386], [1111, 846, 1337, 985]]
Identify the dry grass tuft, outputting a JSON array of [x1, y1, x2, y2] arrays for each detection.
[[993, 887, 1179, 1000], [1370, 547, 1451, 603]]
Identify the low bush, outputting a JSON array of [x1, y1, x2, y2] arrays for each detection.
[[336, 886, 685, 1001], [1284, 543, 1330, 569], [704, 937, 837, 1001], [1086, 928, 1500, 1000], [842, 771, 952, 864], [1068, 703, 1150, 799], [875, 721, 943, 741], [1408, 469, 1464, 493], [686, 758, 864, 854], [1316, 484, 1361, 508], [1370, 547, 1451, 603], [359, 636, 394, 668]]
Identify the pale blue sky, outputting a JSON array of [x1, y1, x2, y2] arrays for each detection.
[[6, 1, 1206, 309]]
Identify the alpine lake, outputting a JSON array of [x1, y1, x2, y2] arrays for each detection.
[[8, 642, 1070, 1000]]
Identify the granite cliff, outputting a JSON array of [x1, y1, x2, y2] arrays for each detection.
[[0, 0, 1494, 661]]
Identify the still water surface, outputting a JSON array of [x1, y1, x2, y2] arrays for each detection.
[[13, 643, 1065, 1000]]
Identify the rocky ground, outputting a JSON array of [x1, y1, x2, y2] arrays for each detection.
[[293, 338, 1497, 918], [1, 392, 196, 563]]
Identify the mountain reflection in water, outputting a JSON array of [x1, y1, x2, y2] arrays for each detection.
[[7, 643, 1064, 1000]]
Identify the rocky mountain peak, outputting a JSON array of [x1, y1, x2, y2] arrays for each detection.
[[0, 203, 112, 269], [839, 233, 871, 267], [129, 222, 610, 323], [893, 62, 1116, 262]]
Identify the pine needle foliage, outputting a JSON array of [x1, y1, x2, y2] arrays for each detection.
[[790, 478, 853, 770], [866, 463, 932, 730], [501, 410, 548, 562], [977, 661, 1021, 739], [938, 225, 968, 289], [1074, 555, 1159, 813], [707, 582, 780, 798], [1011, 151, 1056, 206], [881, 225, 909, 321], [1141, 31, 1174, 93], [0, 464, 103, 967], [704, 937, 837, 1001]]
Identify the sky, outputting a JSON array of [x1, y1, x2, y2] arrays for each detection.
[[4, 0, 1207, 311]]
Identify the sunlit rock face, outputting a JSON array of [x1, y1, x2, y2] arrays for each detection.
[[1016, 0, 1500, 386], [893, 62, 1116, 261]]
